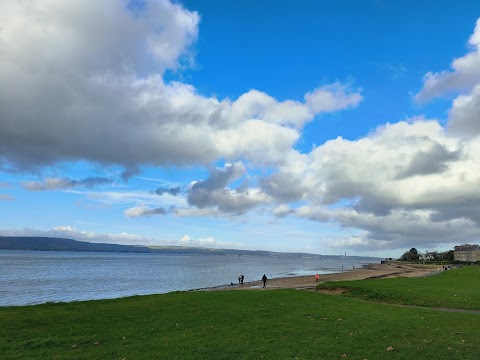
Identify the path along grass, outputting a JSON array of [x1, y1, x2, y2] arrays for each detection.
[[1, 282, 479, 359], [317, 265, 480, 310]]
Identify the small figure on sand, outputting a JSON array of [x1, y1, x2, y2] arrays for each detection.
[[315, 273, 319, 282], [238, 275, 242, 284], [262, 274, 268, 288], [241, 274, 244, 284]]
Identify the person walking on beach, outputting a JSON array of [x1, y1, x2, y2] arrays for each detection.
[[262, 274, 267, 288], [241, 275, 244, 284], [315, 274, 319, 282]]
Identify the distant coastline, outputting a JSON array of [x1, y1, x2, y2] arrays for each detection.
[[0, 236, 367, 259]]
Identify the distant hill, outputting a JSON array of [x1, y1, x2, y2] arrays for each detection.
[[0, 236, 151, 253], [0, 236, 329, 258]]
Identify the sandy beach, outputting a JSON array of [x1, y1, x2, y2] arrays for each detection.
[[211, 262, 440, 291]]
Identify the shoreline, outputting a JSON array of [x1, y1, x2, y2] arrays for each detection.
[[1, 262, 441, 307], [200, 262, 441, 291]]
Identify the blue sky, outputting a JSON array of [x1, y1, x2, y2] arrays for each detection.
[[2, 0, 480, 257]]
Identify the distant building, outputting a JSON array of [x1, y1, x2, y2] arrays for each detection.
[[454, 244, 480, 262], [419, 252, 437, 261]]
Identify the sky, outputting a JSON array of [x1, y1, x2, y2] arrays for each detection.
[[2, 0, 480, 258]]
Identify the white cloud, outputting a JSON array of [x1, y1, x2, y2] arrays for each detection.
[[178, 234, 239, 249], [272, 204, 294, 218], [52, 225, 77, 232], [261, 118, 480, 249], [230, 90, 312, 129], [187, 162, 272, 214], [326, 235, 372, 249], [124, 205, 167, 218], [22, 177, 111, 191], [23, 178, 76, 191], [4, 1, 477, 255], [415, 18, 480, 138], [0, 0, 362, 171], [230, 84, 362, 129], [415, 18, 480, 102], [304, 82, 363, 114], [296, 205, 479, 251], [180, 235, 191, 242], [174, 207, 224, 218], [447, 84, 480, 136]]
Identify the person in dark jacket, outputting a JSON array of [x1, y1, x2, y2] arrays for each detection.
[[262, 274, 267, 288]]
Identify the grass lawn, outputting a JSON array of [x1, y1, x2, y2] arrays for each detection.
[[1, 288, 479, 359], [317, 265, 480, 310]]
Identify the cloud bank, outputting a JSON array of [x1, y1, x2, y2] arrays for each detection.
[[3, 1, 480, 254], [0, 0, 361, 172]]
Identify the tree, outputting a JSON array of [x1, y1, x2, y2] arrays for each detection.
[[438, 250, 454, 261], [399, 248, 420, 261]]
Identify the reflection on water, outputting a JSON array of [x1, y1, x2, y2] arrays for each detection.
[[0, 251, 380, 306]]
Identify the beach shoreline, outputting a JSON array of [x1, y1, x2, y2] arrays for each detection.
[[200, 262, 441, 292]]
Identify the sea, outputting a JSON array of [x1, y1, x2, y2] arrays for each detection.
[[0, 251, 381, 307]]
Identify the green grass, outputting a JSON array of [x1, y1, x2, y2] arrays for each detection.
[[317, 265, 480, 310], [1, 288, 479, 359]]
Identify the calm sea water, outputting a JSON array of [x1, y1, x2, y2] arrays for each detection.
[[0, 251, 381, 306]]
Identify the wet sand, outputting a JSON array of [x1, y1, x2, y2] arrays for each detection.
[[208, 262, 440, 291]]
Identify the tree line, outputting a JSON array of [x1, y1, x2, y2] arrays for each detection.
[[399, 248, 454, 262]]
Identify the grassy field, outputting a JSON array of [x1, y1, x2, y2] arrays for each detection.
[[317, 265, 480, 309], [1, 266, 479, 359]]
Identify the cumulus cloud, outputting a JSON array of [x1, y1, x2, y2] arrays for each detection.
[[0, 0, 362, 171], [296, 205, 479, 251], [187, 162, 271, 214], [415, 18, 480, 102], [415, 18, 480, 137], [260, 118, 480, 249], [52, 225, 77, 232], [229, 90, 312, 129], [22, 177, 111, 191], [304, 83, 363, 114], [395, 142, 461, 179], [124, 205, 168, 218], [179, 234, 214, 245], [178, 234, 239, 249], [260, 152, 313, 202], [272, 204, 294, 218], [151, 186, 181, 196], [447, 84, 480, 136], [120, 168, 141, 182], [9, 116, 479, 254], [173, 207, 224, 218], [229, 83, 361, 129], [5, 0, 479, 255]]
